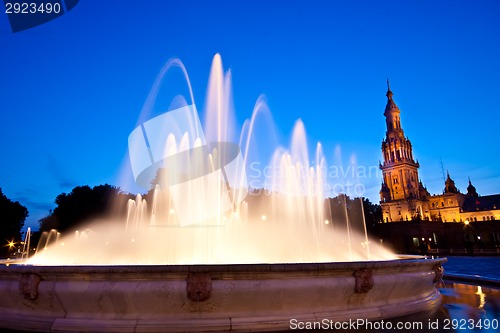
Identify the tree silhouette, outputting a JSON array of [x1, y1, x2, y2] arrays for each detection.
[[39, 184, 133, 233], [327, 195, 381, 233], [362, 197, 383, 231], [0, 188, 28, 257]]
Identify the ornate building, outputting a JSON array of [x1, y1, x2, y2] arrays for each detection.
[[379, 82, 500, 223]]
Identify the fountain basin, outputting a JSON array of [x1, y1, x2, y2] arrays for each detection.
[[0, 257, 445, 332]]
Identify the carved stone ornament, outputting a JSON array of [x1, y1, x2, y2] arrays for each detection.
[[433, 264, 444, 283], [19, 273, 41, 300], [186, 272, 212, 302], [353, 268, 374, 293]]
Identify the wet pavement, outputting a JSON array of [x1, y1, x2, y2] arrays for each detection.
[[443, 256, 500, 282]]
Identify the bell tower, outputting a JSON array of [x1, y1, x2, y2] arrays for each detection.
[[379, 81, 429, 221]]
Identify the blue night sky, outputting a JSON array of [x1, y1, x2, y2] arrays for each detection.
[[1, 0, 499, 231]]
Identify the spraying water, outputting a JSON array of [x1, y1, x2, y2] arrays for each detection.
[[28, 54, 395, 265]]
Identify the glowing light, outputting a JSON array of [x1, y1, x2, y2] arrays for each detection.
[[169, 209, 175, 215], [261, 215, 267, 221], [464, 221, 469, 225], [7, 241, 15, 248], [476, 286, 486, 309], [324, 220, 330, 225]]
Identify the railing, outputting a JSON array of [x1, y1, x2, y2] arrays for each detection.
[[427, 248, 500, 255]]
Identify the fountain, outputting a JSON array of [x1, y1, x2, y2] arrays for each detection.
[[0, 54, 445, 332]]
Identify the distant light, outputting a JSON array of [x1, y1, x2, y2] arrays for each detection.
[[131, 238, 136, 243], [421, 238, 425, 241], [261, 215, 267, 221], [169, 209, 175, 215], [8, 241, 15, 248], [464, 221, 469, 225], [428, 238, 432, 241], [324, 219, 330, 225], [476, 286, 486, 309]]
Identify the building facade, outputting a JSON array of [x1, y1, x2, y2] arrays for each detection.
[[379, 82, 500, 224]]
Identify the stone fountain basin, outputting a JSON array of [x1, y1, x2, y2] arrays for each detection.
[[0, 257, 446, 332]]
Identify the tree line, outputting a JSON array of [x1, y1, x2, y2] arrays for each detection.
[[38, 184, 134, 232], [0, 188, 28, 257]]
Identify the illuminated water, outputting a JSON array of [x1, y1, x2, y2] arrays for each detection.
[[27, 54, 395, 265]]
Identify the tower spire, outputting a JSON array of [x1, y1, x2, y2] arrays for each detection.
[[467, 177, 478, 197], [386, 78, 393, 100]]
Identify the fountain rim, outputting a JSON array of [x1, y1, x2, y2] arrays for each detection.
[[0, 256, 446, 274]]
